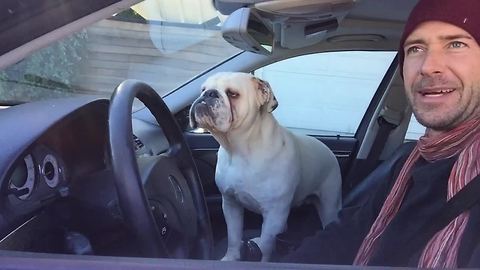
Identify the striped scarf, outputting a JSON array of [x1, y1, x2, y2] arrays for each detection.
[[354, 118, 480, 268]]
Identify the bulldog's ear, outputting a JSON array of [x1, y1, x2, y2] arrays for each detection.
[[254, 77, 278, 113]]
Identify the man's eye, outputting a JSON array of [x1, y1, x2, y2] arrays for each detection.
[[405, 46, 422, 55], [449, 41, 467, 49]]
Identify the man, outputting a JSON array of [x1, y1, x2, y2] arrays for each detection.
[[283, 0, 480, 267]]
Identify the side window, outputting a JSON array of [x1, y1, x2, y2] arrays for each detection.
[[254, 51, 396, 137], [406, 116, 426, 141]]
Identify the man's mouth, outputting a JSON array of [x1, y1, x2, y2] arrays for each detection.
[[418, 88, 455, 97]]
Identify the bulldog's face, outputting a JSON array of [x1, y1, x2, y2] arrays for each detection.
[[189, 72, 278, 133]]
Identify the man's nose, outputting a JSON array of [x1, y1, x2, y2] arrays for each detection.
[[203, 89, 220, 98], [420, 50, 446, 76]]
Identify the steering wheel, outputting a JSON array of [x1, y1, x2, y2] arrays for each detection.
[[108, 79, 213, 259]]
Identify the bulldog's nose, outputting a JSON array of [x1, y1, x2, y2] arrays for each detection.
[[203, 89, 219, 99]]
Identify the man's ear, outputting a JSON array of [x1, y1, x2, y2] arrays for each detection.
[[253, 77, 278, 113]]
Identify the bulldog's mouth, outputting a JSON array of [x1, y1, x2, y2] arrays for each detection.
[[190, 99, 216, 128], [193, 101, 210, 118], [190, 94, 231, 132], [190, 99, 207, 129]]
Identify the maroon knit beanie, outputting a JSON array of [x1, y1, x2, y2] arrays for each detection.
[[398, 0, 480, 76]]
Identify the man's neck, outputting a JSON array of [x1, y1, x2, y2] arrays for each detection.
[[425, 129, 445, 139]]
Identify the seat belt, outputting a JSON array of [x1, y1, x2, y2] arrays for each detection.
[[360, 107, 403, 184], [394, 173, 480, 264], [366, 107, 403, 166]]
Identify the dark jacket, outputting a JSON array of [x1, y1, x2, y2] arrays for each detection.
[[283, 144, 480, 267]]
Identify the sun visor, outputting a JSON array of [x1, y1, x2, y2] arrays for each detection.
[[219, 0, 356, 52], [277, 16, 339, 49], [222, 8, 274, 54], [214, 0, 271, 15]]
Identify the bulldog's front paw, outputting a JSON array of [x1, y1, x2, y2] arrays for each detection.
[[221, 253, 240, 261]]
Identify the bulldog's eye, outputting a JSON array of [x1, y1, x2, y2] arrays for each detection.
[[226, 90, 239, 99]]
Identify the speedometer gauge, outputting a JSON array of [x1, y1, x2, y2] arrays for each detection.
[[9, 155, 35, 200], [42, 154, 59, 188]]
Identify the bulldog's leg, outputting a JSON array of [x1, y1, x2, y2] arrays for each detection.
[[314, 170, 342, 227], [221, 195, 244, 261], [251, 206, 290, 262]]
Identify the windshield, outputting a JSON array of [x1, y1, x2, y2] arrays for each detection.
[[0, 0, 241, 104]]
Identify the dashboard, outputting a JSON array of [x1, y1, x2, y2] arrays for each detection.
[[0, 95, 187, 255], [6, 107, 111, 203], [0, 97, 112, 245]]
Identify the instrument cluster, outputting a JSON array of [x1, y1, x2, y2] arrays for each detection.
[[8, 145, 66, 201]]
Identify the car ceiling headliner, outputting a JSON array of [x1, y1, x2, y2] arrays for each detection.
[[0, 0, 419, 63], [349, 0, 419, 22]]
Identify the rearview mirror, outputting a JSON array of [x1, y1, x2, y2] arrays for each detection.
[[222, 8, 274, 55]]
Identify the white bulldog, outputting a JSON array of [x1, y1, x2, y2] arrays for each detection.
[[189, 72, 342, 262]]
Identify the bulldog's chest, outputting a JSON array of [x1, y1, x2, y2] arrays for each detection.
[[215, 157, 289, 213], [216, 163, 263, 196]]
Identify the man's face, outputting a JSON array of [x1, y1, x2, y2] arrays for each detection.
[[403, 21, 480, 136]]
